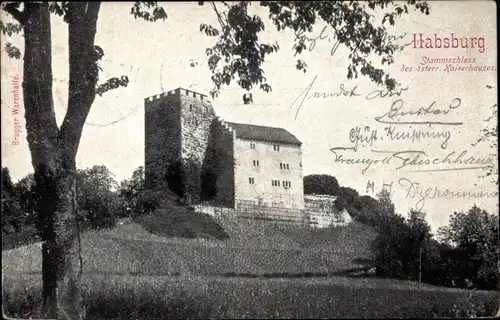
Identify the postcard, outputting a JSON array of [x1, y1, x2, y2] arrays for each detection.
[[1, 1, 498, 319]]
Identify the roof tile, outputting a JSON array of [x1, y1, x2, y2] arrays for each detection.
[[225, 122, 302, 146]]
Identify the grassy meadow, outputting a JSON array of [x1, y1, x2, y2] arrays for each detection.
[[3, 207, 499, 318]]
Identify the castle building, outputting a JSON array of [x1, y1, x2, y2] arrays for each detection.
[[144, 87, 305, 211]]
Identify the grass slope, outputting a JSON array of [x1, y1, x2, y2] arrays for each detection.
[[3, 207, 499, 318]]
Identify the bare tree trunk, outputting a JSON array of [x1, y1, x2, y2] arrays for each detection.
[[21, 2, 101, 319], [22, 3, 83, 319], [36, 164, 83, 319]]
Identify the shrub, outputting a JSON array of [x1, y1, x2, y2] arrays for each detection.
[[437, 205, 499, 290], [303, 174, 339, 196], [76, 165, 119, 229], [2, 167, 24, 235]]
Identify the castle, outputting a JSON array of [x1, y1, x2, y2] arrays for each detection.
[[144, 87, 353, 226], [144, 87, 305, 213]]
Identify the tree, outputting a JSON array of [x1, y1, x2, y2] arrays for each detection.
[[76, 165, 119, 229], [15, 173, 37, 229], [1, 1, 431, 317], [353, 194, 380, 221], [1, 167, 22, 234], [119, 166, 153, 215], [334, 186, 360, 215], [406, 209, 432, 284], [303, 174, 339, 196], [372, 189, 396, 225], [372, 207, 432, 282], [437, 205, 499, 290]]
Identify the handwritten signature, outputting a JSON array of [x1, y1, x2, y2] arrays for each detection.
[[290, 76, 409, 119], [374, 98, 463, 125], [384, 125, 452, 149], [293, 26, 410, 57], [398, 177, 499, 211], [293, 26, 341, 56], [329, 149, 494, 175]]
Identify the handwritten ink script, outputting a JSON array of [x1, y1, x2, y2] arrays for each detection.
[[398, 177, 499, 211], [330, 149, 494, 175], [293, 26, 410, 57], [289, 76, 494, 177], [289, 75, 408, 120]]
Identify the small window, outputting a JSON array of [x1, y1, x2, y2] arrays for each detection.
[[253, 160, 260, 167], [250, 142, 256, 149], [277, 180, 280, 187], [286, 164, 290, 169], [249, 177, 255, 184], [273, 144, 280, 151], [189, 104, 193, 111], [195, 119, 199, 126], [280, 163, 283, 169]]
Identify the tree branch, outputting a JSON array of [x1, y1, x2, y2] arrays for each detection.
[[210, 1, 225, 29], [2, 2, 27, 24], [59, 2, 101, 163], [22, 2, 60, 169]]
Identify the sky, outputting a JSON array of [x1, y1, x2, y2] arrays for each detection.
[[1, 1, 498, 231]]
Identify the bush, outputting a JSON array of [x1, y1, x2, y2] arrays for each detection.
[[77, 191, 119, 230], [76, 165, 120, 229], [2, 167, 24, 235], [437, 205, 499, 290], [303, 174, 339, 196], [134, 189, 165, 215]]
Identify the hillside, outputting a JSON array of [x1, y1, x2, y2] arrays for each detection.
[[3, 206, 377, 277], [3, 206, 498, 319]]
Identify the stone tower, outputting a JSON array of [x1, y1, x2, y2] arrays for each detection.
[[144, 87, 216, 201]]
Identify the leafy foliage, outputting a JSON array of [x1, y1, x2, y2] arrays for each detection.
[[4, 41, 20, 59], [118, 166, 178, 216], [2, 167, 23, 234], [352, 195, 379, 219], [0, 20, 22, 35], [118, 166, 146, 215], [200, 23, 220, 37], [372, 199, 433, 281], [334, 186, 360, 215], [0, 19, 22, 58], [15, 173, 37, 228], [96, 76, 130, 97], [437, 205, 499, 290], [130, 1, 167, 22], [199, 1, 430, 99], [76, 165, 120, 229], [370, 199, 499, 291], [303, 174, 339, 196]]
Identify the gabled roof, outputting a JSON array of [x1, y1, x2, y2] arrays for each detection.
[[224, 122, 302, 146]]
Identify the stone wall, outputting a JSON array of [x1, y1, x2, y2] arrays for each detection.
[[144, 90, 182, 189], [232, 134, 305, 210], [145, 88, 216, 201], [193, 197, 354, 229], [204, 118, 236, 208], [179, 89, 216, 162], [304, 195, 353, 227], [179, 89, 216, 201], [236, 200, 306, 223], [192, 204, 236, 218]]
